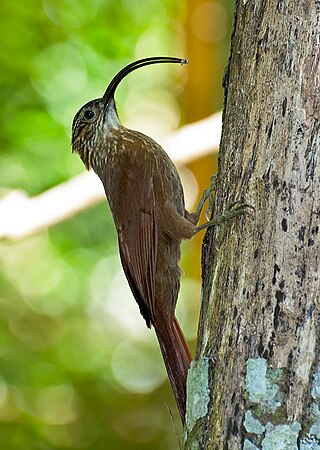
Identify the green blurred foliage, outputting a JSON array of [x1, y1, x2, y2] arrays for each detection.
[[0, 1, 234, 448]]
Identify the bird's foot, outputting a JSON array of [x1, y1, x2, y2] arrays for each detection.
[[195, 201, 253, 233]]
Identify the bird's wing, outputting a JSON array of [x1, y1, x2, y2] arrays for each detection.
[[118, 208, 157, 328], [101, 151, 158, 328]]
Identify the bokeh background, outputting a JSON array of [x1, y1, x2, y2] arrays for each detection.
[[0, 1, 234, 448]]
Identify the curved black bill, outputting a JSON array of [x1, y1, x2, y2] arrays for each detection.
[[102, 57, 188, 107]]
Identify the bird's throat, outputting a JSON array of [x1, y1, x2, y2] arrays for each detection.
[[103, 98, 121, 133]]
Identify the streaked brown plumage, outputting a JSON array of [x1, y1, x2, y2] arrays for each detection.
[[72, 58, 201, 423]]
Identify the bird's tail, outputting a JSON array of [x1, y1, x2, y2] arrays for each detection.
[[154, 316, 192, 423]]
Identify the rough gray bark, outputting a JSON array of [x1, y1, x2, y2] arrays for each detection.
[[184, 1, 319, 449]]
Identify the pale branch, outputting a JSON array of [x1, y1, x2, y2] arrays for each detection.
[[0, 112, 221, 240]]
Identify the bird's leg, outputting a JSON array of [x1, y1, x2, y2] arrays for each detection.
[[187, 175, 252, 233], [195, 175, 216, 219], [187, 176, 216, 225]]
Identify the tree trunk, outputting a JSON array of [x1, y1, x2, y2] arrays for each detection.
[[184, 1, 319, 449]]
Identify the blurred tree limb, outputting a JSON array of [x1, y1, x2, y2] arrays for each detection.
[[185, 1, 319, 449], [0, 112, 221, 240]]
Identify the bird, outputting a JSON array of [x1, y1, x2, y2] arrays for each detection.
[[71, 56, 247, 423]]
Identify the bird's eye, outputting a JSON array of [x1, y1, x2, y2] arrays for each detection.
[[84, 110, 95, 120]]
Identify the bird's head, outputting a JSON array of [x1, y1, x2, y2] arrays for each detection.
[[71, 57, 188, 170]]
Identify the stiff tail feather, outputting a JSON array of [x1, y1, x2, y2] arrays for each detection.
[[154, 316, 192, 423]]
